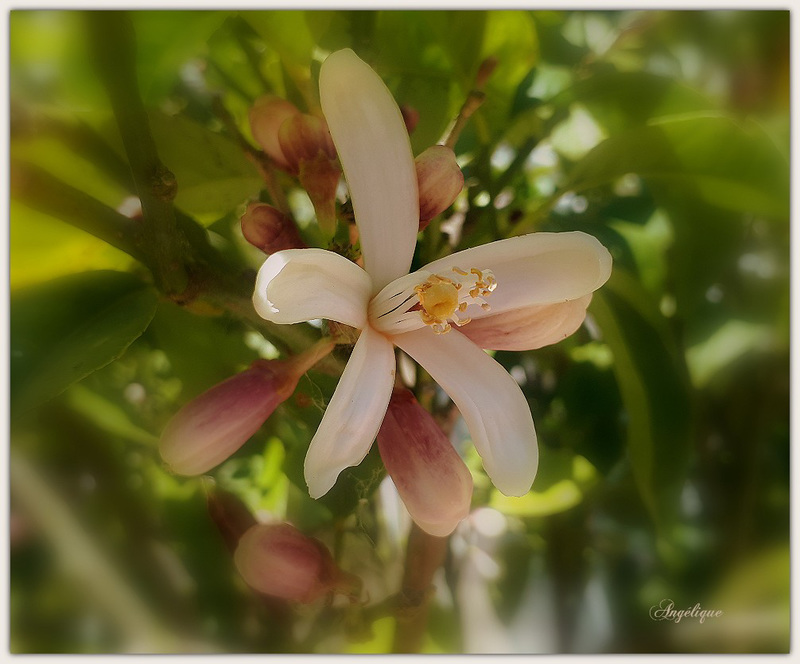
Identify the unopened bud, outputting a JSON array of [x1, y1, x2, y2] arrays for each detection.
[[249, 95, 301, 171], [234, 523, 360, 603], [415, 145, 464, 229], [160, 340, 335, 476], [278, 114, 341, 236], [400, 104, 420, 134], [377, 388, 473, 537], [241, 202, 306, 253], [277, 114, 337, 173]]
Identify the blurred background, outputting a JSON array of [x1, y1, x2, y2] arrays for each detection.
[[9, 9, 790, 654]]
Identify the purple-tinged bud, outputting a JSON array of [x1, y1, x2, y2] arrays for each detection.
[[277, 113, 337, 174], [278, 114, 341, 236], [415, 145, 464, 229], [400, 104, 420, 134], [160, 340, 335, 476], [234, 523, 360, 603], [377, 388, 473, 537], [241, 202, 306, 254], [249, 95, 301, 171]]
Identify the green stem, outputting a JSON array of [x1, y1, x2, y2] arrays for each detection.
[[86, 11, 188, 296], [391, 524, 449, 653]]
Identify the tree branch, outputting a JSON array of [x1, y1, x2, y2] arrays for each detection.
[[86, 11, 188, 296]]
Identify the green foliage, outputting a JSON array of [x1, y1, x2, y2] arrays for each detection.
[[10, 271, 158, 417], [9, 9, 789, 656]]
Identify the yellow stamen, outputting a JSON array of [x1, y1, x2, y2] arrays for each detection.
[[414, 266, 497, 334]]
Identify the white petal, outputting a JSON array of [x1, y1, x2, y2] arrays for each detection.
[[304, 325, 396, 498], [319, 49, 419, 292], [393, 328, 538, 496], [461, 295, 593, 351], [420, 231, 612, 320], [253, 248, 371, 328]]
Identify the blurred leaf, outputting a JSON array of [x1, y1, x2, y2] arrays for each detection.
[[563, 114, 789, 220], [146, 301, 258, 401], [590, 268, 692, 527], [478, 11, 539, 137], [374, 12, 456, 152], [10, 271, 158, 416], [132, 11, 231, 103], [65, 384, 158, 446], [245, 11, 316, 67], [686, 319, 776, 389], [146, 111, 262, 219], [674, 546, 789, 653], [490, 451, 598, 518], [549, 70, 712, 132], [10, 200, 133, 289]]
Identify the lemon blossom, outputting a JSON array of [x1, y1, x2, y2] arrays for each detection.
[[253, 49, 612, 501]]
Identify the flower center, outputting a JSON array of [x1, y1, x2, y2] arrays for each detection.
[[368, 266, 498, 336], [416, 267, 496, 334]]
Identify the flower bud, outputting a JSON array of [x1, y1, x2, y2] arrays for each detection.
[[415, 145, 464, 229], [241, 202, 306, 253], [249, 95, 301, 171], [277, 114, 337, 173], [377, 388, 473, 537], [160, 340, 335, 476], [278, 114, 341, 236], [234, 523, 360, 603]]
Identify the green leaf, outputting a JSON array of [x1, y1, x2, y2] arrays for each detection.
[[244, 11, 316, 67], [147, 111, 262, 219], [589, 268, 692, 528], [564, 114, 789, 219], [490, 450, 599, 518], [10, 199, 133, 289], [548, 70, 712, 132], [132, 11, 231, 103], [10, 270, 159, 416]]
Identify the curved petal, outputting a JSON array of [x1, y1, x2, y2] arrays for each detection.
[[319, 49, 419, 292], [461, 295, 593, 351], [420, 231, 612, 320], [253, 248, 371, 327], [304, 325, 396, 498], [393, 328, 538, 496]]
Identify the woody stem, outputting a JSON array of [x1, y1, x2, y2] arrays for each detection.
[[391, 524, 449, 653]]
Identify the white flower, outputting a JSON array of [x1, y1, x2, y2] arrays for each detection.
[[253, 49, 612, 500]]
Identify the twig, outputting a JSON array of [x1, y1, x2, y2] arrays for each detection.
[[391, 524, 449, 653], [86, 11, 188, 296], [10, 160, 145, 262], [443, 91, 486, 151]]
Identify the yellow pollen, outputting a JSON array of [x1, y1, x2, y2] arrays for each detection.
[[416, 280, 459, 320], [413, 266, 498, 334]]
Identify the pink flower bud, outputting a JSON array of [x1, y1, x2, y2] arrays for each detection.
[[377, 388, 473, 537], [277, 114, 341, 236], [234, 523, 360, 603], [277, 113, 337, 174], [400, 104, 420, 134], [241, 202, 306, 254], [415, 145, 464, 229], [249, 95, 301, 171], [160, 340, 335, 476]]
